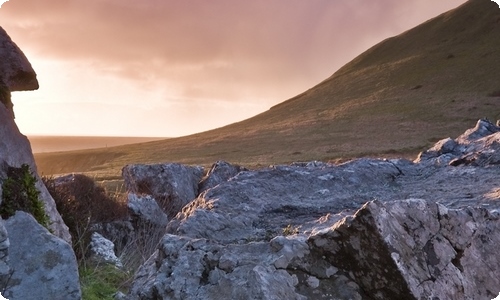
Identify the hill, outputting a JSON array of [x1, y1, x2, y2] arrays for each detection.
[[34, 0, 500, 179]]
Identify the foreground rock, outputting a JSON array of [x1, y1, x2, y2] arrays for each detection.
[[310, 199, 500, 299], [125, 120, 500, 299], [0, 27, 78, 299], [0, 27, 70, 243], [3, 212, 81, 300]]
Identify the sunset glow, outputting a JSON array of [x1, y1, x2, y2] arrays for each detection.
[[0, 0, 466, 137]]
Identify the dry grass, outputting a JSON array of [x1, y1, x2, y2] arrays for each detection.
[[34, 0, 500, 180]]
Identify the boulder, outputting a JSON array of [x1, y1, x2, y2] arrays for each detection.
[[0, 26, 38, 92], [128, 193, 168, 229], [3, 212, 81, 300], [416, 119, 500, 167], [309, 199, 500, 300], [89, 232, 123, 268], [198, 160, 247, 194], [122, 163, 204, 218], [0, 27, 69, 242]]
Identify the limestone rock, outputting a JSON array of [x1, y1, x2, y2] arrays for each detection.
[[128, 193, 168, 229], [122, 163, 204, 218], [90, 232, 122, 268], [167, 158, 407, 244], [309, 199, 500, 300], [0, 71, 70, 244], [416, 119, 500, 167], [198, 160, 247, 194], [127, 234, 309, 300], [3, 212, 81, 300], [0, 27, 38, 91]]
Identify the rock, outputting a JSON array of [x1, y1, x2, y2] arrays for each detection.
[[198, 160, 247, 194], [0, 48, 70, 244], [127, 234, 309, 300], [128, 193, 168, 229], [0, 27, 38, 92], [309, 199, 500, 299], [128, 120, 500, 299], [122, 163, 204, 218], [3, 212, 81, 300], [0, 221, 10, 289], [167, 158, 406, 244], [416, 119, 500, 167], [89, 232, 122, 268]]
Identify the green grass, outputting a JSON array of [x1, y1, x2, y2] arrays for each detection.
[[34, 0, 500, 180], [79, 263, 130, 300]]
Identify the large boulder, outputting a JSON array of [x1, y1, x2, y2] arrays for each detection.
[[309, 199, 500, 300], [122, 163, 204, 218], [0, 29, 70, 243], [416, 119, 500, 167], [0, 26, 38, 92], [3, 212, 81, 300]]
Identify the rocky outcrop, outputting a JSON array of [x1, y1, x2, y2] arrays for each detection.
[[310, 199, 500, 299], [126, 120, 500, 299], [0, 27, 79, 299], [122, 163, 204, 218], [0, 29, 70, 243], [0, 27, 38, 92], [3, 212, 81, 299], [416, 118, 500, 166]]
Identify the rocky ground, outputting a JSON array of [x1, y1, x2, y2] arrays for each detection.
[[116, 119, 500, 299]]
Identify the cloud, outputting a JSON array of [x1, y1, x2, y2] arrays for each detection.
[[0, 0, 467, 136]]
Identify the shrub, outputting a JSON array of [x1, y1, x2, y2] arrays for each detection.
[[0, 164, 50, 229], [43, 174, 127, 260]]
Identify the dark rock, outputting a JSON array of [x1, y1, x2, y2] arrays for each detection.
[[122, 163, 204, 218], [198, 160, 247, 194]]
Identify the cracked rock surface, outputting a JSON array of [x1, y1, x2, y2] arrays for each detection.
[[126, 120, 500, 299]]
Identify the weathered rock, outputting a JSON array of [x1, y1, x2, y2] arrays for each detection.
[[3, 212, 81, 300], [416, 119, 500, 167], [128, 193, 168, 229], [122, 163, 204, 218], [167, 158, 408, 244], [127, 234, 310, 300], [309, 199, 500, 300], [0, 220, 10, 289], [0, 55, 70, 244], [198, 160, 247, 194], [0, 26, 38, 92], [128, 120, 500, 299], [90, 232, 122, 268]]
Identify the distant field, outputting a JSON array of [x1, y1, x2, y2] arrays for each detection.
[[28, 136, 165, 153]]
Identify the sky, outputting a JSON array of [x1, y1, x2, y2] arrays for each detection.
[[0, 0, 467, 137]]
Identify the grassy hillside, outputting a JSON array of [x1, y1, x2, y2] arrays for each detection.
[[35, 0, 500, 179]]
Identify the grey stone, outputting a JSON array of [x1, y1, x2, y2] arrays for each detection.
[[128, 193, 168, 229], [90, 232, 122, 268], [3, 212, 81, 300], [122, 163, 204, 218], [309, 199, 500, 300], [198, 160, 246, 194]]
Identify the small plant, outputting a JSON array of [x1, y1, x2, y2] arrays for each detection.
[[0, 164, 50, 229], [282, 224, 299, 236]]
